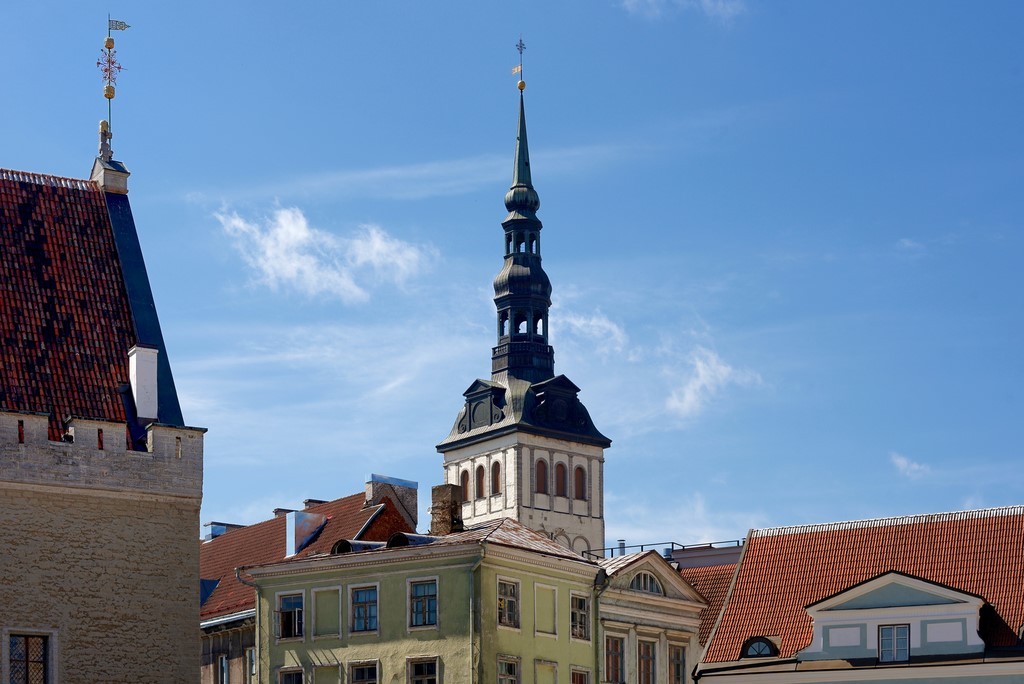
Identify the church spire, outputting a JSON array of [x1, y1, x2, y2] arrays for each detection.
[[491, 83, 555, 384]]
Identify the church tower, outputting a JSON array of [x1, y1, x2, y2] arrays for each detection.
[[437, 83, 611, 554]]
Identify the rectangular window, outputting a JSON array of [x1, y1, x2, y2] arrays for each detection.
[[8, 635, 47, 684], [570, 594, 590, 640], [638, 640, 657, 684], [498, 580, 520, 628], [408, 658, 438, 684], [279, 670, 303, 684], [669, 645, 685, 684], [535, 585, 556, 634], [352, 586, 379, 632], [314, 588, 341, 636], [606, 636, 625, 683], [218, 653, 230, 684], [278, 593, 304, 639], [497, 657, 519, 684], [879, 624, 909, 662], [245, 648, 256, 684], [351, 663, 378, 683], [410, 580, 438, 627], [571, 670, 590, 684]]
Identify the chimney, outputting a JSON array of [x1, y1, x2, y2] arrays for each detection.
[[285, 510, 328, 557], [430, 484, 463, 535], [365, 474, 418, 529], [128, 345, 158, 423], [303, 498, 328, 509], [203, 521, 245, 541], [273, 508, 295, 518], [618, 539, 626, 557]]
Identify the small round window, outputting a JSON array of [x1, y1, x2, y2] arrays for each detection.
[[743, 637, 776, 658]]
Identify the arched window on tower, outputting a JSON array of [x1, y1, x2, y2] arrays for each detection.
[[500, 312, 509, 337], [491, 462, 501, 495], [574, 466, 587, 500], [505, 234, 513, 255], [535, 459, 548, 494], [516, 233, 526, 253], [555, 463, 567, 497], [514, 312, 528, 336], [460, 469, 470, 502], [475, 465, 485, 499], [534, 314, 543, 337], [528, 234, 537, 254]]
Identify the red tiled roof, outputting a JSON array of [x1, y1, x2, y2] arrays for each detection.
[[680, 563, 737, 648], [703, 506, 1024, 662], [0, 170, 134, 438], [199, 493, 413, 621]]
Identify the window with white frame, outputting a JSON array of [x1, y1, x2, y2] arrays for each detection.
[[570, 593, 590, 640], [669, 645, 685, 684], [409, 579, 438, 627], [277, 593, 304, 639], [879, 624, 909, 662], [630, 571, 664, 595], [408, 658, 438, 684], [217, 653, 230, 684], [638, 640, 657, 684], [351, 585, 379, 632], [571, 669, 590, 684], [497, 656, 519, 684], [8, 634, 48, 684], [498, 579, 520, 628], [351, 663, 378, 683], [279, 669, 303, 684], [605, 636, 625, 684], [245, 648, 256, 684]]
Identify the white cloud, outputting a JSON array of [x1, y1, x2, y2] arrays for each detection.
[[216, 208, 436, 303], [606, 490, 764, 546], [890, 452, 931, 479], [560, 311, 629, 357], [622, 0, 747, 22], [666, 346, 761, 418]]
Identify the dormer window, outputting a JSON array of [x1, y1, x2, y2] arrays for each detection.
[[742, 637, 776, 658], [629, 571, 664, 595], [879, 624, 909, 663]]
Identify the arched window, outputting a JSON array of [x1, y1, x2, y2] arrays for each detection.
[[460, 469, 470, 502], [475, 465, 485, 499], [491, 462, 501, 495], [629, 572, 664, 595], [574, 466, 586, 500], [742, 637, 777, 658], [555, 463, 567, 497], [535, 459, 548, 494]]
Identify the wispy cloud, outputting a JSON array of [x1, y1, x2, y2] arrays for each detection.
[[666, 346, 761, 419], [890, 451, 931, 479], [561, 311, 629, 358], [606, 490, 764, 545], [622, 0, 747, 23], [216, 207, 436, 303]]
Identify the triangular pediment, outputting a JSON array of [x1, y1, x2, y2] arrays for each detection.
[[809, 572, 980, 613], [602, 551, 706, 605], [462, 379, 503, 398], [532, 374, 581, 396]]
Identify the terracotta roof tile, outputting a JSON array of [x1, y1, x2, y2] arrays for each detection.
[[199, 493, 412, 621], [703, 506, 1024, 662], [680, 563, 737, 647], [0, 170, 134, 438]]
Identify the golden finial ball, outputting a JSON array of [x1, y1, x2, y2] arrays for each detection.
[[518, 80, 526, 91], [104, 85, 115, 100], [104, 36, 115, 50]]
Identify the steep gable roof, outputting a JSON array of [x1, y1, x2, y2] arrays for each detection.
[[0, 168, 182, 438], [680, 562, 738, 648], [199, 493, 412, 621], [702, 506, 1024, 663]]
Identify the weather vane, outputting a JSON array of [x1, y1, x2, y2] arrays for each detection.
[[96, 16, 130, 158], [513, 36, 526, 91]]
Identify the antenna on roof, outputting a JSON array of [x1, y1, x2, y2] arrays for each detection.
[[513, 35, 526, 91], [97, 15, 130, 158]]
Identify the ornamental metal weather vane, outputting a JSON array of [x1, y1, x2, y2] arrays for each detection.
[[96, 16, 130, 159], [513, 36, 526, 91]]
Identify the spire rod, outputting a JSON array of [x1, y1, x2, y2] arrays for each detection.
[[97, 17, 130, 152]]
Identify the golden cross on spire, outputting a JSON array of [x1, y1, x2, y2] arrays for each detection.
[[513, 36, 526, 91]]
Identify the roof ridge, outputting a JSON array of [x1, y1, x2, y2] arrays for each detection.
[[752, 505, 1024, 538], [0, 168, 97, 191]]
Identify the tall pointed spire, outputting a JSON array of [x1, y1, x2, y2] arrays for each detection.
[[491, 85, 554, 384]]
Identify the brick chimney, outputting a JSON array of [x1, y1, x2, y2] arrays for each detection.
[[430, 484, 463, 536]]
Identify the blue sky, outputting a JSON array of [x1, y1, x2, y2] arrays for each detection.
[[4, 1, 1022, 546]]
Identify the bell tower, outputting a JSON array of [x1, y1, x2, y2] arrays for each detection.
[[437, 79, 610, 555]]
